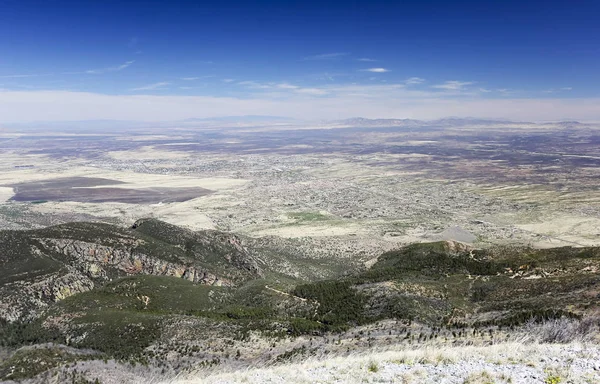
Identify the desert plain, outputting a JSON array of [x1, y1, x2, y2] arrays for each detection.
[[1, 118, 599, 258]]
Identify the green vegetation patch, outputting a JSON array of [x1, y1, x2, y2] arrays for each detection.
[[69, 310, 161, 360], [29, 276, 233, 360], [0, 318, 65, 348], [293, 280, 367, 329], [287, 211, 331, 222], [292, 242, 600, 329], [0, 346, 97, 381], [0, 231, 63, 284], [53, 275, 233, 318], [99, 275, 231, 313]]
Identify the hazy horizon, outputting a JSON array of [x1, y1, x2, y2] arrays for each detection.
[[1, 0, 599, 123]]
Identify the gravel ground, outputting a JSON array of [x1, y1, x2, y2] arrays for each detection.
[[171, 343, 600, 384]]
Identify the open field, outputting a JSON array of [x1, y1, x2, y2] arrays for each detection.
[[9, 176, 212, 204], [1, 119, 599, 252]]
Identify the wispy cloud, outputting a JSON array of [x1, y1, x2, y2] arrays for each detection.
[[130, 81, 170, 91], [0, 73, 51, 79], [276, 83, 299, 90], [405, 77, 425, 85], [181, 75, 214, 81], [294, 87, 328, 95], [304, 52, 348, 60], [362, 68, 390, 73], [495, 88, 524, 96], [114, 61, 134, 71], [357, 58, 376, 62], [79, 60, 135, 75], [432, 80, 474, 90], [479, 88, 492, 93], [86, 60, 134, 74], [3, 89, 600, 122], [237, 80, 326, 95], [543, 87, 573, 94], [238, 80, 272, 89], [223, 78, 235, 83]]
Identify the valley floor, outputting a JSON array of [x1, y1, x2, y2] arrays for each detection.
[[169, 342, 600, 384]]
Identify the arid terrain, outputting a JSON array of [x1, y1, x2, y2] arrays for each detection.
[[1, 118, 599, 253], [1, 118, 600, 383]]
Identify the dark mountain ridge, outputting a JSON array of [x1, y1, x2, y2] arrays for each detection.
[[1, 220, 599, 382], [0, 219, 261, 321]]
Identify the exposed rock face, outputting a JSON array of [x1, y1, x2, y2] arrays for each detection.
[[0, 269, 94, 321], [39, 239, 228, 286], [130, 218, 262, 277], [0, 220, 263, 321], [442, 240, 474, 254]]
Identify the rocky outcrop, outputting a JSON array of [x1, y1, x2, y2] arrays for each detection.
[[130, 218, 262, 277], [0, 269, 94, 321], [0, 220, 264, 321], [38, 239, 229, 286]]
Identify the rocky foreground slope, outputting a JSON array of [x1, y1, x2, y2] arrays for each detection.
[[1, 220, 600, 383], [171, 341, 600, 384]]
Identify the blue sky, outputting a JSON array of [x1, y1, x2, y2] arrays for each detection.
[[1, 0, 599, 122]]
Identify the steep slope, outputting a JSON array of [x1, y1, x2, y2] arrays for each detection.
[[292, 241, 600, 329], [0, 219, 262, 321], [2, 225, 600, 383]]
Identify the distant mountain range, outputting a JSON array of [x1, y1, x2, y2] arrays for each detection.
[[183, 115, 295, 123], [327, 117, 594, 128], [1, 116, 590, 133], [331, 117, 519, 127]]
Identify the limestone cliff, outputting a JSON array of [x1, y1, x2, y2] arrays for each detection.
[[0, 219, 263, 321]]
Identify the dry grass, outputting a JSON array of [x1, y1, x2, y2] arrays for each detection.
[[160, 317, 600, 384], [519, 317, 600, 344], [165, 341, 600, 384]]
